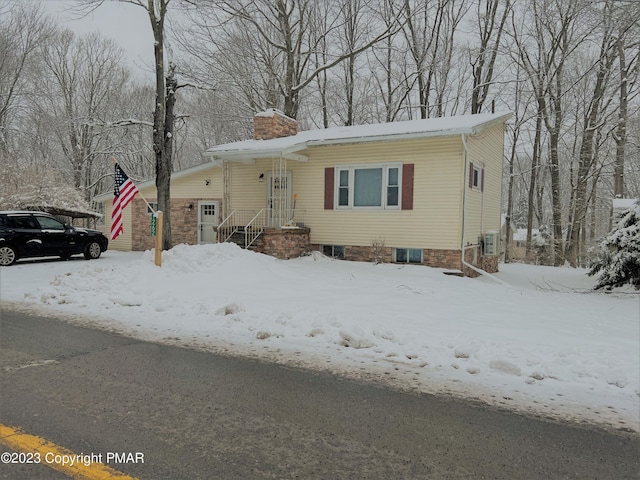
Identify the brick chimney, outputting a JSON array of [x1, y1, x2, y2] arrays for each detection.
[[253, 108, 298, 140]]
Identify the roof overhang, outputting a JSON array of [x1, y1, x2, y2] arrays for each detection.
[[204, 143, 309, 163], [204, 112, 512, 163]]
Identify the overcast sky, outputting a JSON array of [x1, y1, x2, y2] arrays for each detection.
[[37, 0, 155, 80]]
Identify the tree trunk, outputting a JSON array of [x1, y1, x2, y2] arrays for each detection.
[[149, 1, 172, 250], [525, 102, 542, 260], [566, 9, 616, 267], [614, 36, 627, 198], [504, 122, 519, 263]]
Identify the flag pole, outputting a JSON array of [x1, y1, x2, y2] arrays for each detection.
[[111, 157, 156, 214]]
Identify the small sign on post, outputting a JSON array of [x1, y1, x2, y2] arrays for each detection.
[[154, 211, 163, 267], [150, 214, 157, 236]]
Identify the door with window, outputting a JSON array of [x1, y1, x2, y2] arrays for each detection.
[[198, 201, 219, 243]]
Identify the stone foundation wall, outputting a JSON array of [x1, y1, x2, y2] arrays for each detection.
[[344, 245, 393, 263], [481, 254, 499, 273], [258, 227, 311, 259], [423, 249, 463, 270], [462, 246, 480, 278], [461, 245, 500, 276], [307, 243, 500, 277]]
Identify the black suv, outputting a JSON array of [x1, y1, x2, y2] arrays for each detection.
[[0, 211, 109, 266]]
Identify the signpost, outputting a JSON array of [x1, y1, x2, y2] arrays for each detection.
[[154, 211, 163, 267]]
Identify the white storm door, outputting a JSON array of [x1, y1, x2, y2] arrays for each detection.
[[198, 201, 219, 243], [266, 171, 292, 227]]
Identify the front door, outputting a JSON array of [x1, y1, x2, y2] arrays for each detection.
[[198, 201, 219, 243]]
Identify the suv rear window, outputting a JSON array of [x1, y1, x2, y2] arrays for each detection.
[[36, 216, 65, 230]]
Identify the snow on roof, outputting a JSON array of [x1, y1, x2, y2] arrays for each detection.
[[612, 198, 637, 211], [254, 108, 294, 120], [205, 111, 512, 160]]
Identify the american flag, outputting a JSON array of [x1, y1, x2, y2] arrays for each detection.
[[110, 163, 139, 241]]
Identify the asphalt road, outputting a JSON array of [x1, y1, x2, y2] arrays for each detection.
[[1, 308, 638, 479]]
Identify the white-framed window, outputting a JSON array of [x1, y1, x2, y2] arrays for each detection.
[[394, 248, 423, 264], [335, 163, 401, 210], [470, 162, 484, 191], [146, 202, 158, 215], [472, 165, 481, 189]]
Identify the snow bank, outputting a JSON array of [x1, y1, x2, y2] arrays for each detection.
[[1, 244, 638, 433]]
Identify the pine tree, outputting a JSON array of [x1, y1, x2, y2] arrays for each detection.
[[589, 201, 640, 290]]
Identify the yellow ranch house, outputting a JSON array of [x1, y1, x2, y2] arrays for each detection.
[[97, 109, 511, 276]]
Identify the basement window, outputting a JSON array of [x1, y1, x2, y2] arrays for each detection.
[[394, 248, 422, 264], [322, 245, 345, 259]]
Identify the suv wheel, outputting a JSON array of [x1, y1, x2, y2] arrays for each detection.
[[0, 245, 17, 266], [84, 241, 102, 260]]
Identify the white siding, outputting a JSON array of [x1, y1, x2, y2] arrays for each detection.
[[104, 123, 506, 254], [227, 137, 466, 250], [137, 164, 222, 198], [464, 123, 505, 246], [104, 200, 133, 251]]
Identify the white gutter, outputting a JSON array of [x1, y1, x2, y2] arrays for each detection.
[[460, 133, 507, 286]]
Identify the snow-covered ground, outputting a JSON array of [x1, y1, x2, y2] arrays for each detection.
[[1, 244, 638, 433]]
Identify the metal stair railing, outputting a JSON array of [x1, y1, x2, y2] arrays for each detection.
[[245, 209, 266, 248], [218, 208, 306, 248], [217, 210, 263, 246], [216, 209, 237, 244]]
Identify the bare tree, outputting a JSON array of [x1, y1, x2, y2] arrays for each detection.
[[80, 0, 192, 250], [510, 0, 588, 265], [400, 0, 469, 119], [367, 0, 413, 122], [0, 2, 53, 153], [502, 62, 532, 262], [338, 0, 365, 126], [469, 0, 511, 114], [565, 1, 619, 267], [183, 0, 397, 119], [612, 2, 640, 198], [35, 30, 130, 196]]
